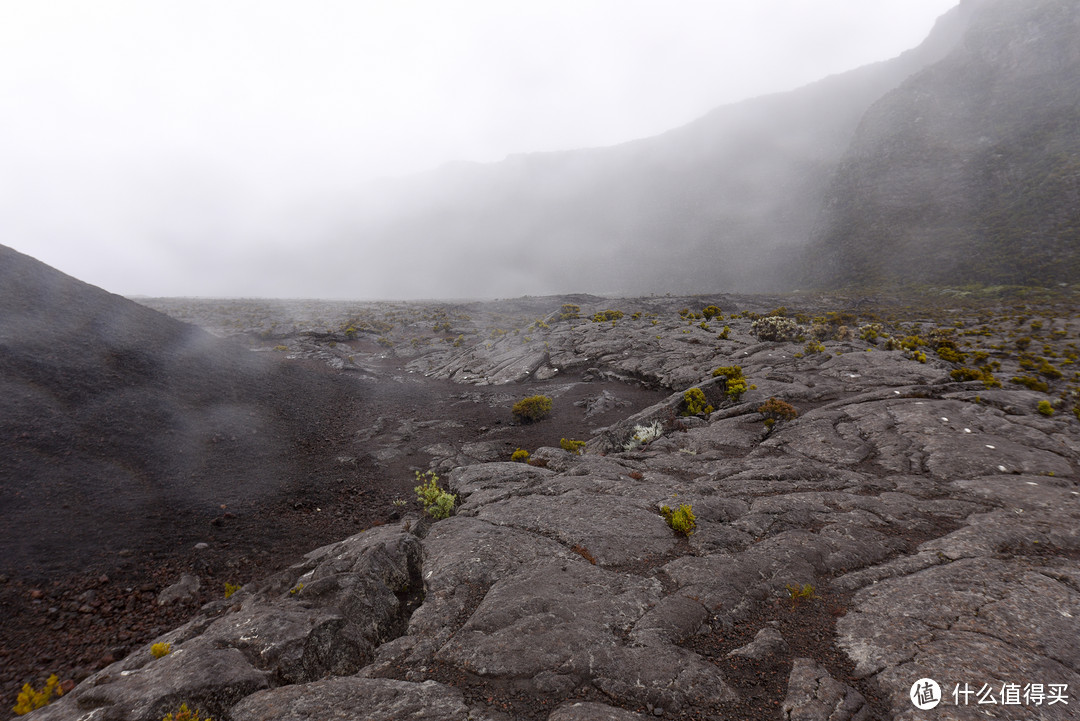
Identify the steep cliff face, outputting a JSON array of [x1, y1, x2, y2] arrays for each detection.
[[803, 0, 1080, 288], [310, 6, 972, 298]]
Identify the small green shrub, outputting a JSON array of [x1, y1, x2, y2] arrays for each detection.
[[717, 325, 730, 340], [859, 323, 883, 343], [786, 583, 817, 609], [1037, 400, 1054, 416], [512, 395, 552, 423], [591, 310, 624, 323], [682, 388, 714, 416], [558, 304, 581, 320], [414, 470, 456, 519], [1011, 375, 1050, 392], [712, 365, 748, 402], [511, 448, 530, 463], [13, 675, 63, 715], [151, 642, 172, 659], [702, 305, 722, 320], [660, 504, 696, 536], [936, 346, 967, 364], [758, 397, 798, 425], [559, 438, 586, 455], [950, 367, 1002, 388], [162, 703, 213, 721], [224, 583, 241, 599], [289, 583, 304, 596]]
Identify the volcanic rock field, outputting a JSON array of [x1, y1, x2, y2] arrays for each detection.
[[7, 288, 1080, 720]]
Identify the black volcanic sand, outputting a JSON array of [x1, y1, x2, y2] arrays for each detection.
[[0, 349, 666, 712]]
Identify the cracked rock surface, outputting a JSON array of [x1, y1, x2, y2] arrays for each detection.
[[24, 294, 1080, 720]]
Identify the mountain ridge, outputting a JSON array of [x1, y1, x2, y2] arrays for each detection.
[[300, 3, 976, 299]]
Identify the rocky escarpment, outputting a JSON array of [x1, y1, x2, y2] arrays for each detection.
[[804, 0, 1080, 288], [27, 297, 1080, 720]]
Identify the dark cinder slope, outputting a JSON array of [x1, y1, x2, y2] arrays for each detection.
[[0, 245, 354, 575], [311, 4, 973, 298], [803, 0, 1080, 288]]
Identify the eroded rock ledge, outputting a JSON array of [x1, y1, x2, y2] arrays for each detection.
[[30, 303, 1080, 721]]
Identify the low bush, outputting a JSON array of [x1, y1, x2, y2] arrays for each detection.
[[751, 316, 802, 342], [682, 388, 714, 416], [13, 675, 63, 715], [1011, 375, 1050, 392], [162, 704, 213, 721], [510, 448, 530, 463], [512, 395, 552, 423], [758, 397, 798, 424], [786, 583, 817, 609], [560, 438, 586, 455], [414, 470, 456, 520], [1037, 400, 1054, 416], [591, 310, 624, 323], [151, 643, 172, 659]]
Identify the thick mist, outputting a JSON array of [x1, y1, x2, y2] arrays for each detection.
[[0, 1, 958, 299]]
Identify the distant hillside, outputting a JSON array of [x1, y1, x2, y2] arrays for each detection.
[[307, 4, 973, 298], [802, 0, 1080, 288], [0, 244, 352, 574]]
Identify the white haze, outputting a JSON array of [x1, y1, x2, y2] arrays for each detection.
[[0, 0, 957, 299]]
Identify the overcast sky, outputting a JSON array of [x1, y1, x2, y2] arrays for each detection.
[[1, 0, 958, 298]]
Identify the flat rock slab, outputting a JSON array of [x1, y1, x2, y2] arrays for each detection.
[[231, 677, 469, 721]]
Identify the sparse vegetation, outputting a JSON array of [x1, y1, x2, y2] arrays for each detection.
[[682, 387, 714, 416], [151, 642, 172, 659], [512, 395, 553, 423], [786, 583, 817, 609], [414, 470, 456, 519], [758, 397, 798, 431], [162, 703, 213, 721], [712, 365, 748, 402], [751, 316, 802, 342], [12, 674, 63, 715], [560, 438, 586, 455], [1037, 400, 1054, 416], [224, 582, 241, 599], [511, 448, 530, 463], [660, 504, 696, 536]]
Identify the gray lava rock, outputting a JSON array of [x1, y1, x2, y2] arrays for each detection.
[[157, 574, 201, 605], [231, 677, 468, 721], [547, 701, 652, 721], [782, 658, 870, 721], [728, 626, 789, 660]]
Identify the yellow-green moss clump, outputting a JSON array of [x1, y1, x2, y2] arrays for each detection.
[[151, 642, 172, 659], [13, 675, 63, 715], [660, 504, 696, 536], [162, 704, 213, 721], [512, 395, 553, 423], [559, 438, 586, 455], [511, 448, 530, 463]]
